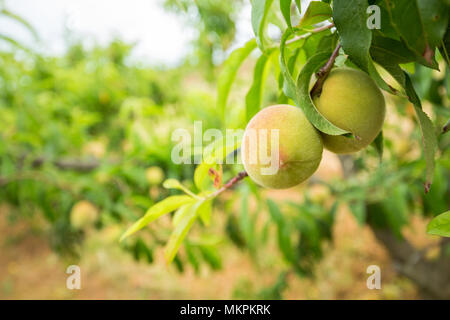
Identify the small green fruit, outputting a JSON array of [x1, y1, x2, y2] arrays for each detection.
[[145, 166, 164, 185], [70, 200, 99, 229], [314, 68, 386, 153], [241, 104, 323, 189]]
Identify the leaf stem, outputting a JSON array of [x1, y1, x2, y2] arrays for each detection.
[[205, 171, 248, 200], [441, 39, 450, 66], [184, 188, 204, 200], [443, 118, 450, 134], [285, 23, 334, 45], [310, 42, 341, 97]]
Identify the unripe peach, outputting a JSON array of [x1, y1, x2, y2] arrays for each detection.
[[70, 200, 99, 229], [145, 166, 164, 185], [314, 68, 385, 153], [241, 105, 323, 189]]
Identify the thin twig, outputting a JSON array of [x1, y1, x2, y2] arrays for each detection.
[[310, 42, 342, 97], [0, 172, 78, 196], [206, 171, 248, 200], [24, 155, 100, 172], [309, 22, 335, 33], [285, 23, 334, 45], [443, 118, 450, 134], [440, 39, 450, 66]]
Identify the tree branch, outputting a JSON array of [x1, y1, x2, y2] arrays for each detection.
[[0, 172, 78, 195], [286, 23, 334, 45], [310, 42, 342, 97], [206, 171, 248, 200], [30, 156, 100, 172], [371, 227, 450, 299], [443, 118, 450, 134], [1, 155, 101, 187], [337, 151, 450, 299], [53, 158, 100, 172]]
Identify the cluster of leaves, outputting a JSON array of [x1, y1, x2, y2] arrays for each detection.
[[224, 0, 450, 236], [120, 135, 242, 264], [0, 1, 39, 51], [332, 157, 450, 235], [126, 0, 449, 262], [1, 1, 450, 297], [245, 0, 449, 188], [0, 35, 224, 261], [163, 0, 244, 75], [0, 5, 241, 272]]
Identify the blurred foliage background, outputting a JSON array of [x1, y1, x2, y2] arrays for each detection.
[[0, 0, 449, 299]]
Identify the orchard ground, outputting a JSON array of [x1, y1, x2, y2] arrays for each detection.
[[0, 150, 433, 300]]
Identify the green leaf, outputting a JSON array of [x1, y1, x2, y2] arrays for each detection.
[[299, 1, 332, 27], [373, 58, 406, 91], [364, 36, 403, 95], [316, 32, 339, 54], [164, 200, 203, 263], [333, 0, 372, 72], [173, 203, 192, 227], [286, 46, 302, 80], [399, 62, 415, 74], [267, 199, 283, 224], [226, 215, 246, 248], [194, 163, 211, 191], [376, 1, 401, 39], [371, 131, 383, 161], [217, 39, 257, 119], [239, 187, 255, 250], [172, 255, 184, 272], [349, 199, 366, 225], [381, 184, 410, 238], [189, 234, 223, 247], [302, 28, 332, 57], [163, 178, 198, 198], [162, 178, 183, 190], [280, 0, 293, 29], [203, 134, 240, 164], [383, 0, 426, 54], [295, 0, 301, 14], [251, 0, 275, 50], [0, 33, 31, 52], [296, 51, 351, 135], [245, 48, 276, 121], [1, 9, 39, 40], [198, 245, 222, 270], [278, 28, 326, 98], [193, 134, 242, 191], [132, 238, 154, 263], [184, 243, 200, 273], [367, 59, 396, 94], [423, 164, 448, 215], [198, 200, 212, 226], [427, 211, 450, 237], [370, 34, 416, 65], [278, 29, 349, 135], [383, 0, 442, 69], [296, 209, 323, 259], [404, 74, 438, 191], [340, 187, 367, 225], [267, 200, 297, 263], [120, 195, 195, 241], [279, 29, 299, 101], [439, 24, 450, 66], [373, 62, 438, 190], [417, 0, 449, 48]]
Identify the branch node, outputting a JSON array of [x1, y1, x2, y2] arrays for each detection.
[[310, 43, 342, 98]]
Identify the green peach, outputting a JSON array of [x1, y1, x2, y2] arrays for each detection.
[[241, 104, 323, 189], [314, 68, 386, 154]]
